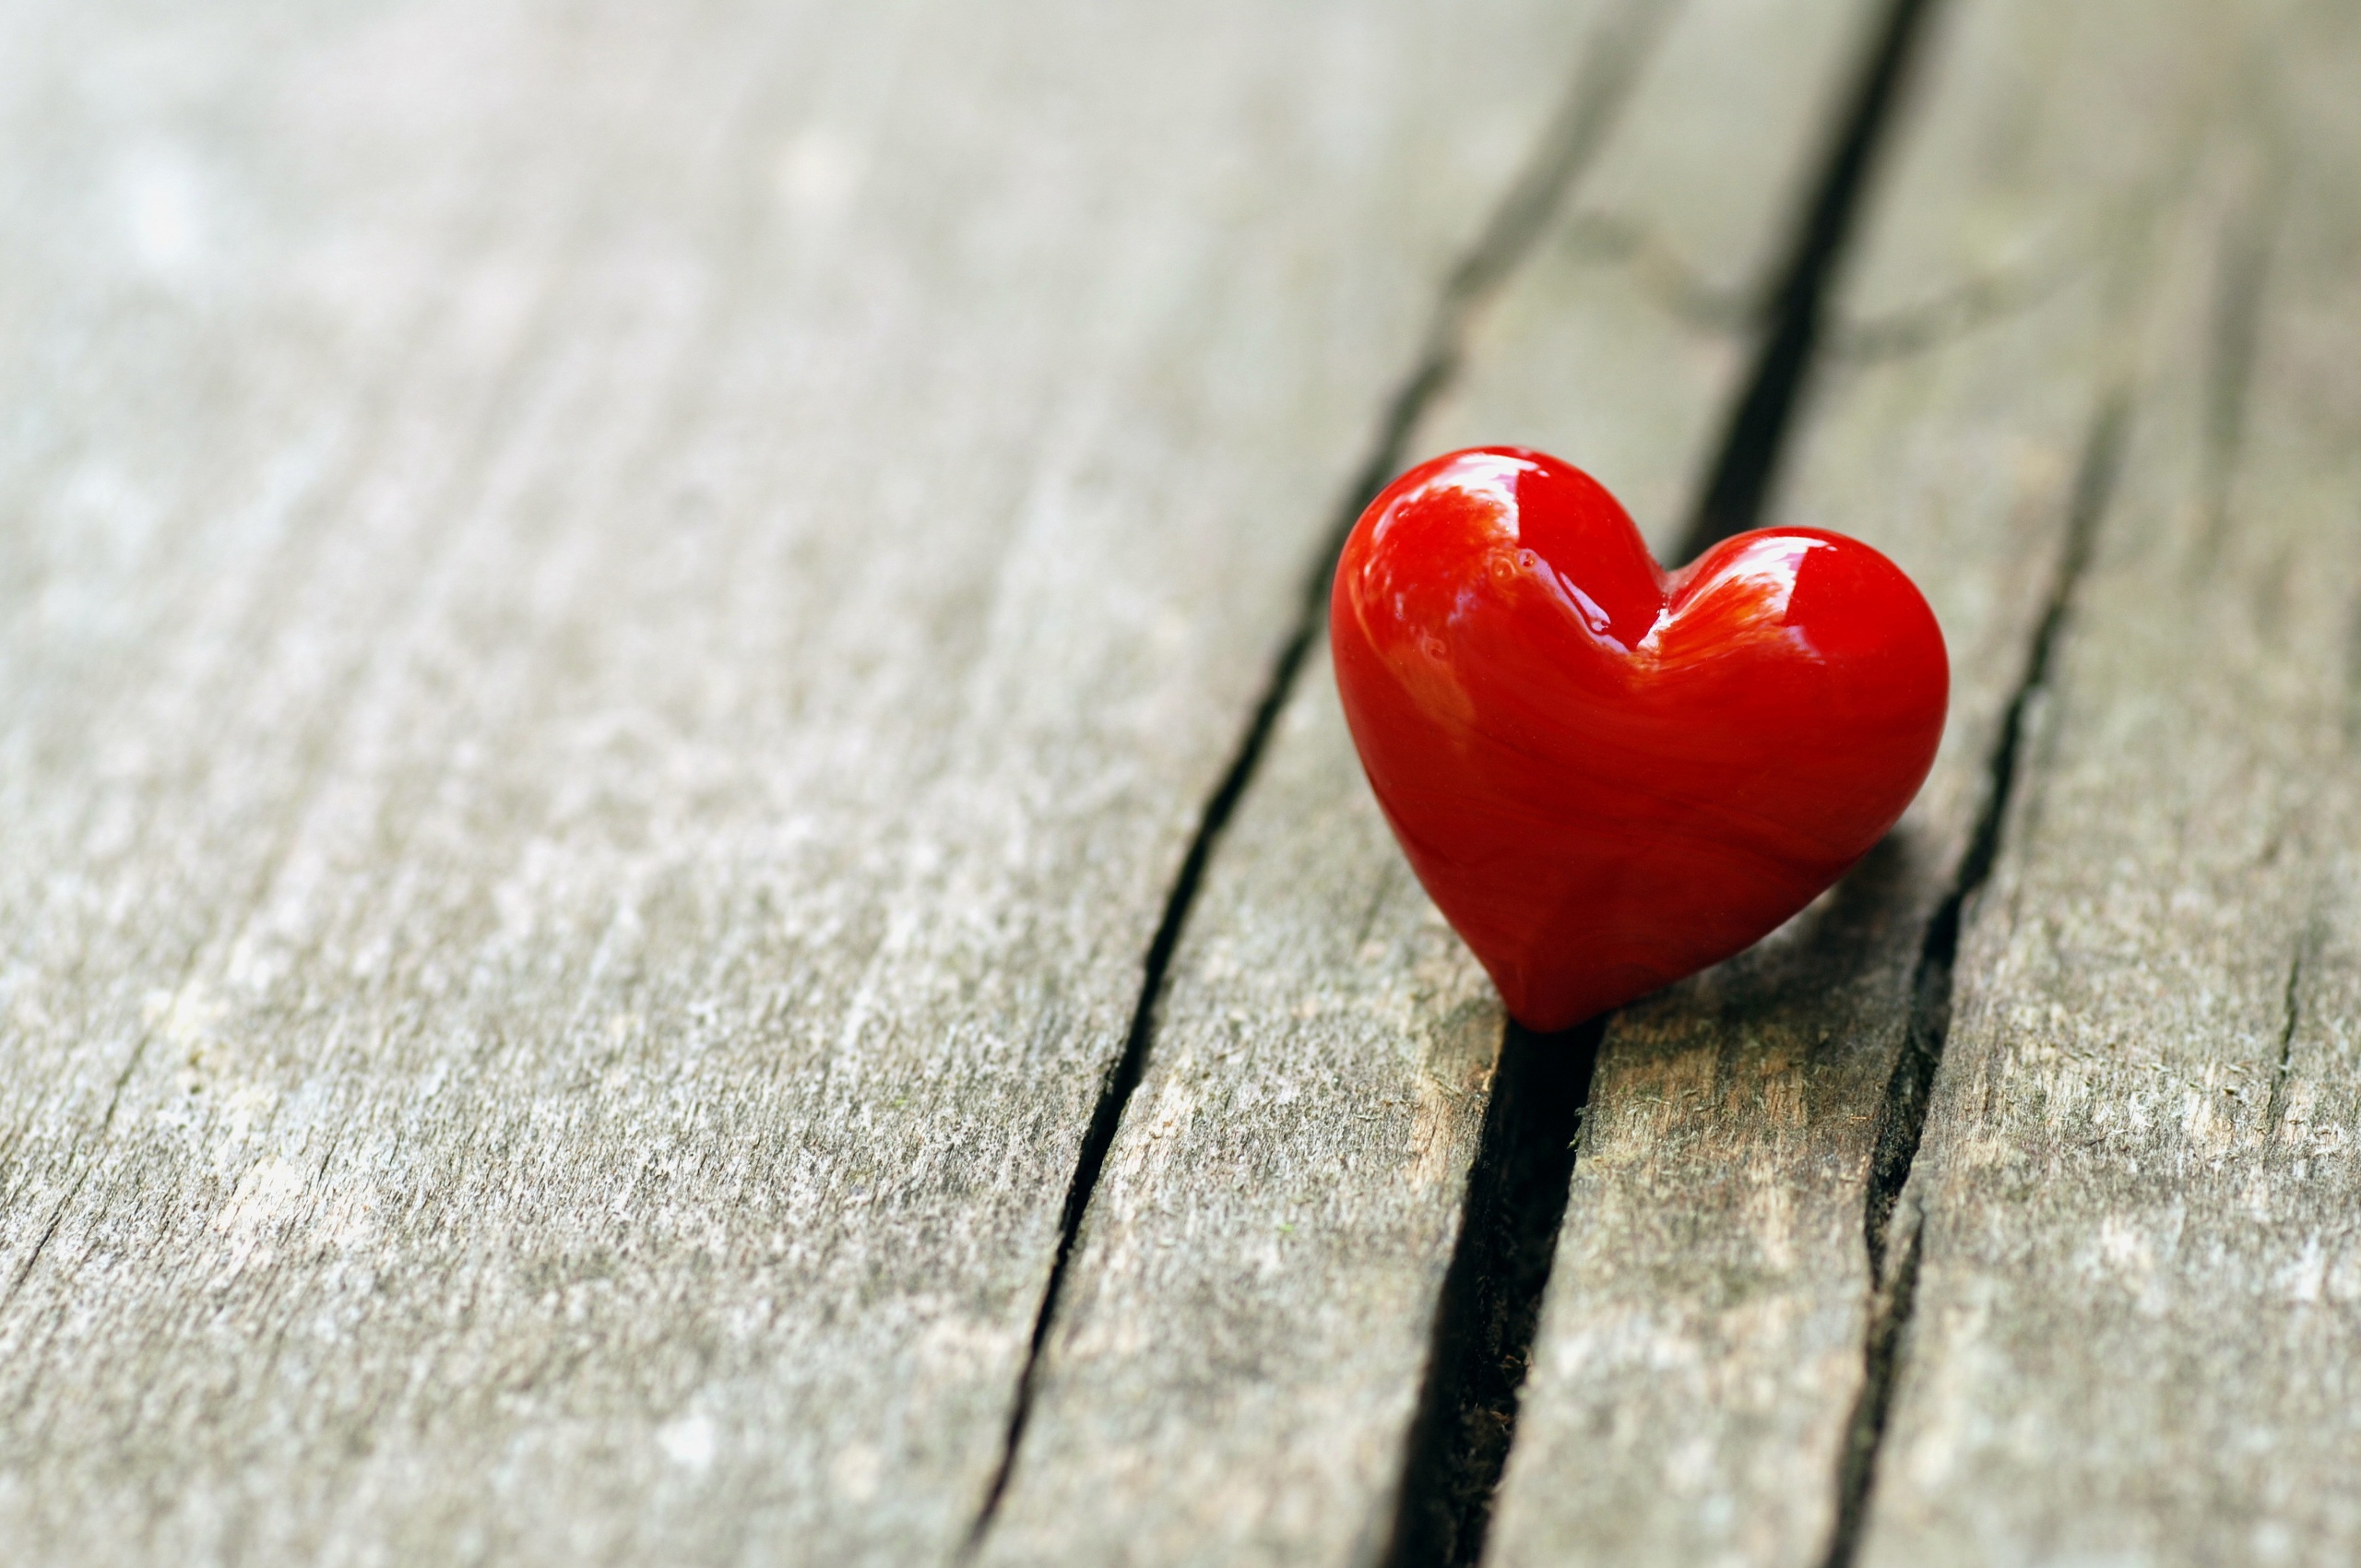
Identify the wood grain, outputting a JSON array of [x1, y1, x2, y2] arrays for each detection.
[[1857, 6, 2361, 1562], [1485, 2, 2281, 1564], [0, 1, 1595, 1562], [974, 4, 1886, 1563]]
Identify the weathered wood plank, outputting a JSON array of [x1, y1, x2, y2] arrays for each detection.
[[1857, 6, 2361, 1562], [1485, 2, 2276, 1564], [1486, 1, 2319, 1563], [0, 2, 1595, 1562], [972, 3, 1886, 1563]]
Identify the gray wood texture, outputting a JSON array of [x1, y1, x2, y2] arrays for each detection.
[[0, 2, 1594, 1562], [1489, 2, 2301, 1564], [971, 3, 1888, 1563], [8, 1, 2361, 1563], [1857, 6, 2361, 1562]]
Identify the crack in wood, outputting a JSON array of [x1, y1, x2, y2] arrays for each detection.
[[1378, 1018, 1601, 1568], [1551, 208, 1762, 332], [1682, 0, 1947, 562], [1821, 1203, 1926, 1568], [1821, 394, 2125, 1568], [1380, 2, 1960, 1562], [2263, 927, 2313, 1149], [1867, 394, 2122, 1273], [1824, 244, 2084, 364], [1312, 0, 1683, 601]]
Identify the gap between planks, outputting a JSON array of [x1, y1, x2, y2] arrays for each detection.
[[960, 2, 1676, 1550], [1820, 394, 2126, 1568], [1382, 0, 1952, 1561]]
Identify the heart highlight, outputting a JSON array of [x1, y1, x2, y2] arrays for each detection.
[[1330, 446, 1948, 1032]]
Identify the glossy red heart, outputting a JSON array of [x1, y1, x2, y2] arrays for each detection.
[[1330, 447, 1948, 1032]]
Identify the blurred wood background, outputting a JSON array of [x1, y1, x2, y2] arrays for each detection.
[[4, 0, 2357, 1564]]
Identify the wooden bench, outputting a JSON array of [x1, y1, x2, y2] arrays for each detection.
[[5, 0, 2355, 1562]]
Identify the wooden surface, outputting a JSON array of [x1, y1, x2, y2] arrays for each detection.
[[1858, 4, 2361, 1562], [5, 1, 2360, 1565], [0, 2, 1589, 1562], [1489, 1, 2258, 1564]]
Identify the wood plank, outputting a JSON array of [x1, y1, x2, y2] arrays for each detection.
[[1857, 7, 2361, 1562], [0, 2, 1596, 1562], [970, 4, 1886, 1563], [1486, 3, 2297, 1564]]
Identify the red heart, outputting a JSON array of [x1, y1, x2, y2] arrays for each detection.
[[1330, 447, 1948, 1032]]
